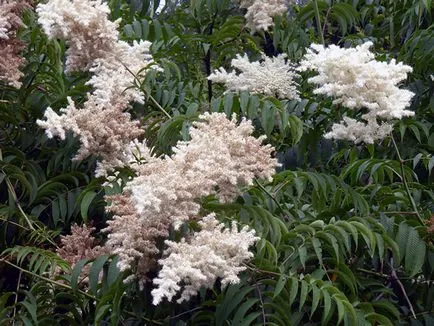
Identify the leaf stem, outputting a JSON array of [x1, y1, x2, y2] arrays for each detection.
[[357, 268, 388, 278], [390, 257, 417, 319], [390, 135, 424, 225], [255, 283, 267, 325], [0, 217, 31, 231], [12, 270, 22, 326], [3, 177, 58, 248], [120, 61, 171, 119], [254, 179, 286, 215], [313, 0, 325, 45], [1, 259, 96, 300], [5, 178, 35, 231], [149, 94, 171, 119]]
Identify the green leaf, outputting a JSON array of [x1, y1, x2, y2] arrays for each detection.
[[288, 115, 304, 145], [71, 258, 89, 292], [298, 246, 307, 268], [80, 191, 97, 222], [232, 298, 259, 324], [289, 277, 299, 306], [321, 287, 332, 324], [298, 280, 309, 311], [312, 237, 323, 265], [95, 304, 111, 324], [405, 228, 426, 277], [310, 283, 321, 317], [89, 255, 110, 295], [273, 273, 287, 298]]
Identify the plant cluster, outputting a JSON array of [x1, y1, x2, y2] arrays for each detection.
[[0, 0, 433, 325]]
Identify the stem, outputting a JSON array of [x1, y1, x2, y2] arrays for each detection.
[[1, 259, 96, 300], [165, 307, 203, 320], [5, 178, 35, 231], [4, 177, 58, 248], [322, 8, 331, 40], [312, 0, 325, 45], [389, 257, 417, 319], [255, 284, 267, 325], [357, 268, 388, 278], [149, 95, 171, 119], [391, 136, 424, 225], [203, 15, 217, 103], [0, 217, 31, 231], [205, 48, 213, 103], [254, 179, 285, 215], [12, 270, 22, 325], [389, 16, 395, 48], [120, 62, 171, 119], [382, 211, 418, 215]]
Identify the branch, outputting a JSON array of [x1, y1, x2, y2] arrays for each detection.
[[391, 135, 424, 225], [312, 0, 325, 45]]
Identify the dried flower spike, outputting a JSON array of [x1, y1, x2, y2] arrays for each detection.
[[0, 0, 32, 87]]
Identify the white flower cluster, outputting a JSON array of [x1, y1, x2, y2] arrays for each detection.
[[128, 112, 279, 229], [209, 54, 300, 100], [151, 213, 258, 305], [104, 112, 278, 295], [36, 0, 156, 175], [324, 117, 394, 144], [237, 0, 290, 32], [299, 42, 414, 143]]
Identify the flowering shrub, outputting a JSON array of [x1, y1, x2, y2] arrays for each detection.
[[0, 0, 433, 324]]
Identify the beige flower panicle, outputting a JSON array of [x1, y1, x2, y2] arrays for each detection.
[[151, 213, 259, 305], [104, 113, 278, 285], [36, 0, 119, 73], [36, 0, 157, 176], [209, 53, 300, 100], [128, 112, 279, 228], [37, 97, 144, 175], [57, 224, 106, 268], [103, 192, 171, 287], [236, 0, 290, 32], [299, 42, 414, 144], [0, 0, 32, 88]]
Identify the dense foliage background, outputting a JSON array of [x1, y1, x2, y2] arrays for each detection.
[[0, 0, 433, 324]]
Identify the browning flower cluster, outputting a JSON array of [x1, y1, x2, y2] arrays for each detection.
[[36, 0, 157, 176], [0, 0, 32, 88], [103, 192, 171, 286], [57, 224, 106, 268]]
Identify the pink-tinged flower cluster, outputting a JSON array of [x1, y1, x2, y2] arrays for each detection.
[[36, 0, 157, 176], [104, 113, 278, 298], [0, 0, 32, 88], [57, 224, 107, 268]]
